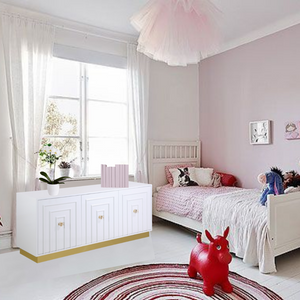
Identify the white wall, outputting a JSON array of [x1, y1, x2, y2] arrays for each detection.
[[148, 60, 199, 141], [0, 29, 13, 234]]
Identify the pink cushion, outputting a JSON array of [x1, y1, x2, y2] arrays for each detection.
[[165, 164, 194, 185]]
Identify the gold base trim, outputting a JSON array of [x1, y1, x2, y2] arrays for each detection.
[[20, 232, 150, 263]]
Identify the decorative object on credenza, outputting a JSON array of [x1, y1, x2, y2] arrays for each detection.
[[188, 227, 232, 296], [285, 121, 300, 140], [101, 164, 129, 188], [58, 161, 71, 177], [130, 0, 222, 66], [257, 167, 284, 206], [249, 120, 271, 145], [63, 264, 283, 300], [37, 143, 61, 180], [39, 171, 70, 196]]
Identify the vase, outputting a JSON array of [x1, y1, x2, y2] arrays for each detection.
[[47, 184, 59, 196], [60, 168, 70, 177]]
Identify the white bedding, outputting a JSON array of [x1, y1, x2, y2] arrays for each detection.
[[202, 189, 276, 273]]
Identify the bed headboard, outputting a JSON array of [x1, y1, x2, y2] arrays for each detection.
[[148, 140, 201, 193]]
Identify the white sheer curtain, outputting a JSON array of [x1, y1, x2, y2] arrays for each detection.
[[1, 14, 55, 247], [127, 44, 150, 183]]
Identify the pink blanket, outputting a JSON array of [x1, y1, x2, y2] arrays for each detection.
[[156, 184, 241, 222]]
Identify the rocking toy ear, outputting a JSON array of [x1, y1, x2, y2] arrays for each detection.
[[223, 227, 230, 238], [205, 230, 214, 242]]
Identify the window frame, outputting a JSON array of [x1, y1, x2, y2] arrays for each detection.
[[44, 58, 129, 177]]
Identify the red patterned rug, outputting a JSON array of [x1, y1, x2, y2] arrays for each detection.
[[64, 264, 282, 300]]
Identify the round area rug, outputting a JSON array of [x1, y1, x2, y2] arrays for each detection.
[[64, 264, 282, 300]]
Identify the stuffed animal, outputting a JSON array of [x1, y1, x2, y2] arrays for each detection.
[[258, 167, 284, 206], [283, 170, 300, 189], [0, 216, 3, 227], [188, 227, 233, 296]]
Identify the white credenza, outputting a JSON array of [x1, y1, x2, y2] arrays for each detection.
[[16, 182, 152, 263]]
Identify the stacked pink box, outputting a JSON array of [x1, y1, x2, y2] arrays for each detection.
[[101, 164, 129, 188]]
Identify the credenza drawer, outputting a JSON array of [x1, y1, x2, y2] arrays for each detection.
[[119, 188, 152, 236], [37, 196, 81, 255], [82, 192, 117, 244]]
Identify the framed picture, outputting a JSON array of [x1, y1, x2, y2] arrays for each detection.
[[285, 121, 300, 140], [249, 120, 271, 145]]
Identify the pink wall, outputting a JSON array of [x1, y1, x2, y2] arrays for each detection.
[[199, 24, 300, 188]]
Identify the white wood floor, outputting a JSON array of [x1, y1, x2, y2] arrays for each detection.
[[1, 219, 300, 299]]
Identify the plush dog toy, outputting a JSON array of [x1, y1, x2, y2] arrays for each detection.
[[258, 167, 284, 206], [188, 227, 232, 296]]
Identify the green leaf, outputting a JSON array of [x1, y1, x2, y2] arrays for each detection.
[[39, 178, 50, 184], [55, 176, 71, 181], [40, 171, 51, 182]]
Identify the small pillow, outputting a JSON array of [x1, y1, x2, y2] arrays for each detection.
[[170, 167, 199, 187], [165, 164, 193, 185], [216, 172, 237, 187], [211, 173, 222, 188], [194, 168, 214, 186]]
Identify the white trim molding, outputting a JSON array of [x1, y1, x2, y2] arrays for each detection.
[[213, 11, 300, 57]]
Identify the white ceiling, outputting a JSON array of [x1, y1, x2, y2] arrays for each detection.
[[1, 0, 300, 50]]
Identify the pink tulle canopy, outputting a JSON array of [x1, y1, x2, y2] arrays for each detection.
[[131, 0, 222, 66]]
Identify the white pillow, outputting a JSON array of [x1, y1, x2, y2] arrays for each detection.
[[170, 167, 198, 187], [285, 186, 300, 194], [194, 168, 214, 186]]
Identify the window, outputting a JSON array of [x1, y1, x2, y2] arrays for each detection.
[[43, 57, 128, 176]]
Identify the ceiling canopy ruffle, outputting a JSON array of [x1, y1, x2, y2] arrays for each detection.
[[131, 0, 222, 66]]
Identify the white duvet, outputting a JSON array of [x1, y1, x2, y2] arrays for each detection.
[[202, 189, 276, 274]]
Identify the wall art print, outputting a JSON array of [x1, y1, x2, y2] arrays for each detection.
[[285, 121, 300, 140], [249, 120, 271, 145]]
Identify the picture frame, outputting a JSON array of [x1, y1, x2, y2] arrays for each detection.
[[285, 121, 300, 140], [249, 120, 271, 145]]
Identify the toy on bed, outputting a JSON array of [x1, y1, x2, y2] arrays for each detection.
[[0, 216, 3, 227], [258, 167, 284, 206], [283, 170, 300, 189], [188, 227, 233, 296]]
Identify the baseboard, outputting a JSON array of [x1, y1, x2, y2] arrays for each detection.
[[0, 232, 12, 250]]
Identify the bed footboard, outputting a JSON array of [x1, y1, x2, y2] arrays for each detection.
[[268, 192, 300, 257]]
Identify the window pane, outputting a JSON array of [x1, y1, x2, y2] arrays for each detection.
[[44, 98, 80, 136], [41, 137, 81, 165], [50, 58, 80, 98], [87, 64, 127, 103], [88, 101, 127, 138], [88, 138, 128, 175]]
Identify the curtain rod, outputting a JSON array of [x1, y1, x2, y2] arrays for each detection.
[[1, 11, 137, 45]]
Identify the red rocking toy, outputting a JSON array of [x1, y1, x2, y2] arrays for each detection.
[[188, 227, 233, 296]]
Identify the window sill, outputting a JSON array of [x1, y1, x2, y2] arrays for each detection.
[[65, 175, 134, 182]]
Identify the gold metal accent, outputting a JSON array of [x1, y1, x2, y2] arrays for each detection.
[[133, 209, 138, 213], [19, 232, 150, 263], [58, 222, 64, 227], [98, 215, 104, 220]]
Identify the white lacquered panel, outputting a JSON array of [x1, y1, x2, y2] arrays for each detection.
[[82, 192, 117, 245], [38, 196, 81, 255], [119, 187, 152, 236]]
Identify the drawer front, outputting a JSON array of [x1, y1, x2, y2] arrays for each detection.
[[38, 196, 81, 255], [82, 192, 117, 245], [119, 187, 152, 236]]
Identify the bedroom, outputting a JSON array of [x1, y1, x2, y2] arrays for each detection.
[[0, 0, 300, 299]]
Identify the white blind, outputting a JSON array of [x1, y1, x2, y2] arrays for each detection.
[[53, 44, 127, 69]]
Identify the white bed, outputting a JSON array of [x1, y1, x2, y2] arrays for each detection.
[[148, 140, 300, 271]]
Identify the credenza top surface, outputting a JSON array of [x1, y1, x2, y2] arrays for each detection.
[[17, 181, 152, 200]]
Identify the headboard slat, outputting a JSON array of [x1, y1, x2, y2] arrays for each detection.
[[148, 140, 201, 193]]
